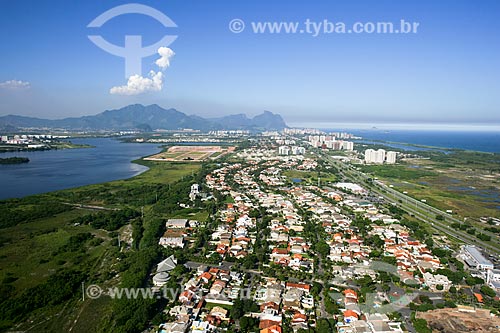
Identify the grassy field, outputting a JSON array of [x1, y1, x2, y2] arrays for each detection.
[[283, 169, 337, 183], [358, 150, 500, 218], [44, 160, 201, 207], [0, 209, 101, 292], [129, 160, 200, 184], [166, 209, 209, 222]]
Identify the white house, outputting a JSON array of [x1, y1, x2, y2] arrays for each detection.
[[422, 272, 451, 292]]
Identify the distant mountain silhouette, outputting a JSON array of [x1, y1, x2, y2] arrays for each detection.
[[0, 104, 288, 131]]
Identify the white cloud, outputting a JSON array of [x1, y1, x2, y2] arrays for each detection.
[[155, 47, 175, 69], [110, 71, 163, 95], [110, 47, 175, 95], [0, 80, 30, 89]]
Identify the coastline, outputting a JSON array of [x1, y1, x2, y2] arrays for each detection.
[[347, 129, 500, 153]]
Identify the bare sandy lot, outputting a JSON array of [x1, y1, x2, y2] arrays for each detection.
[[417, 307, 500, 332], [144, 145, 235, 162]]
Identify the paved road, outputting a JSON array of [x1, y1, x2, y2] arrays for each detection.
[[377, 181, 500, 242], [322, 154, 500, 257], [185, 260, 235, 271]]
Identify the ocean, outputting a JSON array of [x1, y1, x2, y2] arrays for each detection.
[[325, 129, 500, 153]]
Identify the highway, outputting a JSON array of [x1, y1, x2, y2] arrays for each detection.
[[374, 180, 500, 241], [322, 154, 500, 257]]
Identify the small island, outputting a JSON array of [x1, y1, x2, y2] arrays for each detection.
[[0, 157, 30, 164]]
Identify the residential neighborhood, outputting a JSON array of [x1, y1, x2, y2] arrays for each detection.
[[151, 133, 500, 333]]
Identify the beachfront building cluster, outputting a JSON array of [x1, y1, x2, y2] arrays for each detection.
[[307, 135, 354, 151]]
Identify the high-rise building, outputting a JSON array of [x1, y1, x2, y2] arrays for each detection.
[[386, 151, 397, 164], [342, 141, 354, 151], [291, 146, 306, 155], [364, 149, 375, 163], [365, 149, 386, 164], [278, 146, 290, 155], [374, 149, 386, 164]]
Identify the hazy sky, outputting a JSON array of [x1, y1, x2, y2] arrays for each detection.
[[0, 0, 499, 127]]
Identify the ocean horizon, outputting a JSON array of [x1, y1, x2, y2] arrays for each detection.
[[321, 128, 500, 153]]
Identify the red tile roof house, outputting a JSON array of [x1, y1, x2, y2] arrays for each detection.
[[216, 243, 229, 255], [276, 257, 290, 266], [271, 248, 289, 258], [209, 280, 227, 295], [342, 309, 359, 323], [291, 313, 308, 331], [343, 289, 358, 304], [260, 301, 280, 314], [292, 313, 307, 323], [199, 272, 214, 284], [260, 324, 282, 333], [179, 289, 196, 305], [285, 282, 311, 294], [259, 320, 281, 330], [234, 251, 248, 259]]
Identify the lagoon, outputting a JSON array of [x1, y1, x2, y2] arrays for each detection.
[[0, 138, 161, 200]]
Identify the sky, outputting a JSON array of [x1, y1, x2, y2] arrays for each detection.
[[0, 0, 499, 128]]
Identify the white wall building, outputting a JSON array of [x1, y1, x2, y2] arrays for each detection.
[[461, 245, 494, 271], [365, 149, 386, 164], [166, 219, 188, 228], [365, 149, 397, 164], [386, 151, 397, 164], [190, 184, 200, 201], [291, 146, 306, 155], [307, 135, 353, 151], [278, 146, 290, 155], [487, 269, 500, 290], [423, 272, 452, 291], [342, 141, 354, 151], [159, 237, 184, 248]]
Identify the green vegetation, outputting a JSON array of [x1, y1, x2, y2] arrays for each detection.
[[0, 141, 92, 153], [283, 169, 337, 183], [359, 149, 500, 218], [72, 208, 141, 231], [231, 299, 259, 319], [0, 157, 29, 164], [481, 285, 497, 297], [0, 199, 72, 228], [0, 159, 205, 332], [46, 160, 200, 207], [412, 318, 432, 333], [0, 269, 87, 329], [359, 164, 437, 181], [49, 141, 94, 150]]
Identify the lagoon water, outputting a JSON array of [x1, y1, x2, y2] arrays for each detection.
[[0, 138, 161, 200], [1, 130, 499, 200]]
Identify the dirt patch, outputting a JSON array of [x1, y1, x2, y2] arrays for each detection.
[[144, 145, 234, 162], [417, 307, 500, 332]]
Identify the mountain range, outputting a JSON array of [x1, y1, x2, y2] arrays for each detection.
[[0, 104, 288, 132]]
